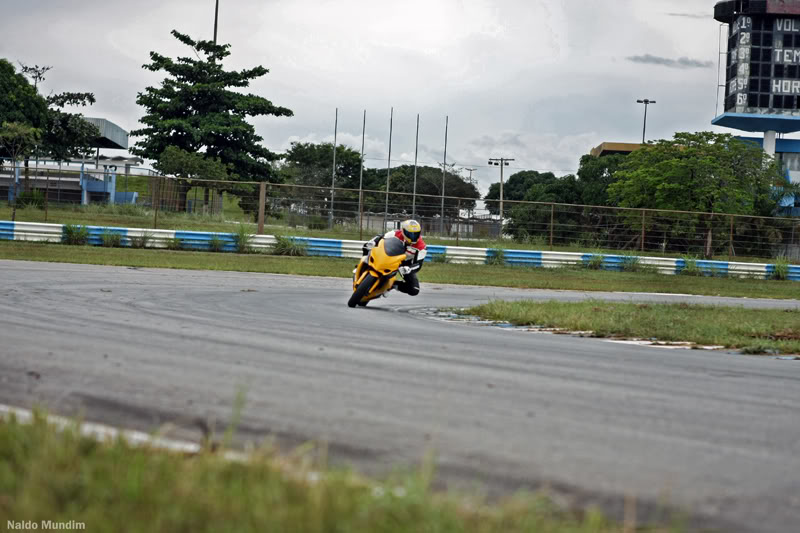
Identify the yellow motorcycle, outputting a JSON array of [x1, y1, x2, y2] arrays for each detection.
[[348, 237, 408, 307]]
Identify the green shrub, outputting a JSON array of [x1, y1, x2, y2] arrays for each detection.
[[619, 252, 641, 272], [129, 231, 153, 249], [679, 255, 703, 277], [208, 234, 225, 253], [487, 249, 506, 266], [101, 230, 123, 248], [62, 224, 89, 245], [585, 252, 605, 270], [431, 252, 451, 264], [772, 256, 791, 281], [234, 224, 253, 254], [271, 235, 308, 256], [16, 190, 45, 209], [166, 237, 183, 251]]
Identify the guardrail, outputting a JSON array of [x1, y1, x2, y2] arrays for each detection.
[[2, 221, 798, 281]]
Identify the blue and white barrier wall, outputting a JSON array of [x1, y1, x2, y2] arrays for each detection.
[[1, 220, 798, 281]]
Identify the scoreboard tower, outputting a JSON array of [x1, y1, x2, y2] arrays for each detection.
[[713, 0, 800, 155]]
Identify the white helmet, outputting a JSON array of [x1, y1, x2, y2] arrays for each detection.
[[400, 219, 422, 245]]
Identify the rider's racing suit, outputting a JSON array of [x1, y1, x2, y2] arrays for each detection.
[[362, 230, 426, 296]]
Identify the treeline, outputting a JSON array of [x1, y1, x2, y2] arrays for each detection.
[[484, 132, 799, 258]]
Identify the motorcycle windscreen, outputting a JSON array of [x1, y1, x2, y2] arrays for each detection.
[[382, 237, 407, 257]]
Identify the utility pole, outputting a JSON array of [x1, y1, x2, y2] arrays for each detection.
[[488, 157, 514, 223], [329, 107, 338, 229], [636, 99, 656, 144], [383, 107, 393, 230], [440, 115, 449, 235], [213, 0, 220, 43]]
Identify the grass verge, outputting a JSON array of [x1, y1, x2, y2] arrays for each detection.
[[464, 300, 800, 354], [1, 240, 799, 300], [0, 412, 655, 533]]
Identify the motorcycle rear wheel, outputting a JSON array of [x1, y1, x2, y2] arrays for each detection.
[[348, 274, 377, 308]]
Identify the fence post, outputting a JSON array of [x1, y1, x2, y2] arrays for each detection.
[[641, 210, 646, 252], [729, 215, 734, 260], [153, 177, 161, 229], [549, 203, 554, 250], [44, 169, 50, 223], [359, 191, 364, 241], [257, 181, 266, 234], [456, 199, 461, 246]]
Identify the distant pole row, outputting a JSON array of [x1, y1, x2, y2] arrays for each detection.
[[328, 108, 451, 234]]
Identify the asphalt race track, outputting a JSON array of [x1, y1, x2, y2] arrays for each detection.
[[1, 259, 799, 532]]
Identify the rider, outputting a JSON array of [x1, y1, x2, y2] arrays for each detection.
[[362, 219, 426, 296]]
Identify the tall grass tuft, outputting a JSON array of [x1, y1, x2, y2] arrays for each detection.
[[234, 224, 253, 254], [101, 230, 123, 248], [208, 234, 226, 253], [62, 224, 89, 245], [487, 249, 506, 266], [129, 231, 153, 249], [772, 256, 791, 281], [431, 252, 451, 264], [166, 237, 183, 251], [619, 252, 641, 272], [585, 251, 605, 270], [680, 255, 703, 277], [271, 235, 308, 256]]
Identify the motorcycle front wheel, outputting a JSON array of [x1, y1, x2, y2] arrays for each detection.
[[348, 274, 377, 308]]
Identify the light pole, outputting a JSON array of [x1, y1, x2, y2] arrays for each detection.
[[636, 99, 656, 144], [488, 157, 514, 223], [213, 0, 220, 43]]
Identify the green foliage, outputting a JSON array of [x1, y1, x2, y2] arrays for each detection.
[[131, 31, 293, 213], [166, 237, 184, 251], [208, 234, 225, 253], [233, 225, 253, 254], [608, 132, 789, 258], [619, 252, 641, 272], [585, 252, 605, 270], [0, 60, 48, 134], [101, 230, 122, 248], [62, 224, 89, 245], [772, 257, 791, 281], [154, 146, 230, 181], [129, 231, 153, 249], [487, 249, 506, 266], [679, 256, 703, 277], [0, 121, 41, 163], [359, 164, 480, 218], [271, 235, 308, 256], [431, 252, 451, 264], [16, 190, 45, 209]]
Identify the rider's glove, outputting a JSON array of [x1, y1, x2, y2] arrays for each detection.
[[399, 266, 412, 275]]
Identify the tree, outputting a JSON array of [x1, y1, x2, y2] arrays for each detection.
[[0, 122, 41, 220], [607, 132, 790, 258], [41, 92, 99, 163], [154, 146, 230, 210], [484, 170, 556, 216], [576, 153, 626, 207], [279, 142, 363, 189], [131, 30, 293, 212], [0, 60, 48, 145]]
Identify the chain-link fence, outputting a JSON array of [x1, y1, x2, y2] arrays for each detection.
[[3, 169, 799, 260]]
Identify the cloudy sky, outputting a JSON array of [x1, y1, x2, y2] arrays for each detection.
[[2, 0, 730, 193]]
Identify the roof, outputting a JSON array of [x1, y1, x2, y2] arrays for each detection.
[[83, 117, 129, 150], [711, 112, 800, 134], [590, 142, 643, 157]]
